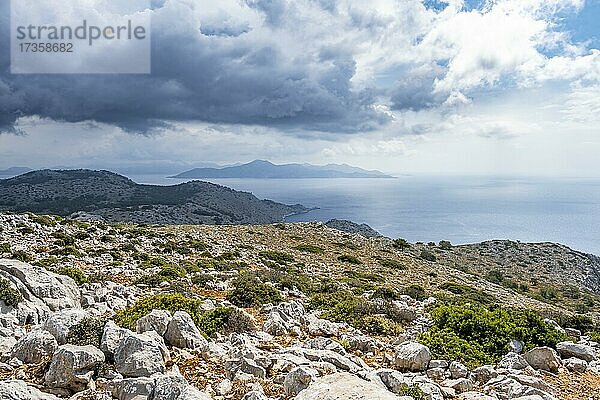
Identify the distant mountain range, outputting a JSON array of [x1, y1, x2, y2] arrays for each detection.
[[170, 160, 394, 179], [0, 169, 309, 225]]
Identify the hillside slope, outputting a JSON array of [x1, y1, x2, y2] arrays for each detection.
[[0, 169, 309, 224]]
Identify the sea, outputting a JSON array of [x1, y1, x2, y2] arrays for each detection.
[[127, 174, 600, 256]]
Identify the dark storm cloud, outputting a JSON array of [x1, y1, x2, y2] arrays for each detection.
[[0, 0, 388, 134]]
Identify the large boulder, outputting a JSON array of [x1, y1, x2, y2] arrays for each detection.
[[523, 347, 561, 373], [44, 344, 105, 391], [556, 341, 596, 362], [284, 366, 317, 396], [153, 372, 212, 400], [295, 372, 405, 400], [106, 377, 155, 400], [394, 341, 431, 371], [114, 331, 168, 377], [0, 380, 61, 400], [43, 308, 87, 344], [136, 310, 172, 336], [0, 259, 80, 311], [0, 259, 81, 331], [100, 320, 132, 361], [11, 329, 58, 364], [498, 352, 529, 370], [164, 311, 207, 350]]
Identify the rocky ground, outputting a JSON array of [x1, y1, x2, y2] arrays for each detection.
[[1, 213, 600, 400]]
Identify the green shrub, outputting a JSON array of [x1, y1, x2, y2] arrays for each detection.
[[11, 250, 32, 263], [419, 249, 436, 262], [338, 254, 362, 264], [438, 240, 452, 250], [371, 287, 401, 300], [378, 259, 405, 269], [30, 215, 57, 226], [0, 277, 23, 307], [67, 316, 107, 346], [34, 257, 59, 269], [438, 282, 497, 305], [295, 244, 324, 254], [403, 284, 427, 301], [419, 302, 567, 369], [197, 307, 234, 337], [539, 286, 558, 302], [320, 297, 402, 336], [419, 328, 493, 369], [114, 293, 203, 330], [226, 274, 283, 308], [397, 384, 427, 400], [486, 270, 505, 285], [52, 231, 76, 246], [50, 246, 83, 257], [0, 243, 11, 253], [393, 238, 411, 250], [259, 250, 294, 264], [55, 266, 89, 285]]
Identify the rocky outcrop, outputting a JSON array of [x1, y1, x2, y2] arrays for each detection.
[[295, 372, 403, 400]]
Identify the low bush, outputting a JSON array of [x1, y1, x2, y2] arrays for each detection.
[[55, 266, 89, 285], [438, 240, 452, 250], [31, 215, 57, 227], [295, 244, 324, 254], [259, 250, 294, 264], [67, 316, 107, 347], [338, 254, 362, 264], [114, 293, 204, 330], [0, 243, 11, 253], [393, 238, 411, 250], [11, 250, 32, 263], [226, 273, 283, 308], [378, 258, 405, 269], [397, 384, 427, 400], [197, 307, 235, 337], [419, 302, 568, 369], [0, 277, 23, 307], [419, 249, 436, 262]]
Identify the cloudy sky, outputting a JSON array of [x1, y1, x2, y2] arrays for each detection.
[[1, 0, 599, 176]]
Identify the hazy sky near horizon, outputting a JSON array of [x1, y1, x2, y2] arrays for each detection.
[[1, 0, 600, 176]]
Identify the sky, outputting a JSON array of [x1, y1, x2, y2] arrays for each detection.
[[1, 0, 600, 176]]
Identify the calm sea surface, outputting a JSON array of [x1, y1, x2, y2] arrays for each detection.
[[128, 175, 600, 255]]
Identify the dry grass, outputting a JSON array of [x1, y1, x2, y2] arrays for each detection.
[[544, 371, 600, 400]]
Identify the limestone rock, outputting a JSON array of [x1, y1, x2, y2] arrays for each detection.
[[295, 372, 404, 400], [164, 311, 207, 350], [0, 380, 61, 400], [394, 341, 431, 371], [45, 344, 105, 391], [100, 321, 131, 361], [283, 366, 317, 396], [11, 329, 57, 364], [114, 332, 168, 377], [43, 308, 87, 345], [523, 347, 561, 373], [136, 310, 172, 336], [556, 341, 596, 362]]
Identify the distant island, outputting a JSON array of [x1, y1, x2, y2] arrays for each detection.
[[169, 160, 394, 179], [0, 169, 309, 225], [0, 166, 32, 176]]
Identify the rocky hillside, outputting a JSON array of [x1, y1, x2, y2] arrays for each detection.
[[1, 213, 600, 400], [0, 170, 309, 225]]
